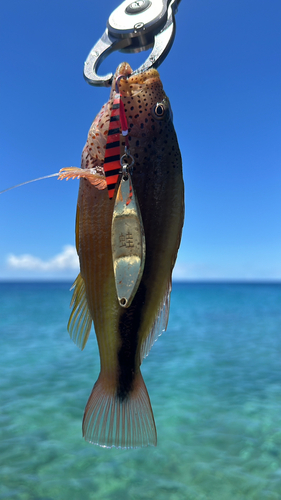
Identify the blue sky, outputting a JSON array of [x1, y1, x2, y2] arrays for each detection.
[[1, 0, 280, 281]]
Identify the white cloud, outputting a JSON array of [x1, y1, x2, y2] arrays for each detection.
[[6, 247, 281, 281], [7, 245, 79, 271]]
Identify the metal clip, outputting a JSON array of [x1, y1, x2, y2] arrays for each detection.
[[120, 148, 135, 172], [84, 0, 181, 86]]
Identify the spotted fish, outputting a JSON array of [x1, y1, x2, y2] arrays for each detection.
[[60, 62, 184, 448]]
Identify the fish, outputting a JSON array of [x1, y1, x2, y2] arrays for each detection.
[[60, 62, 184, 448]]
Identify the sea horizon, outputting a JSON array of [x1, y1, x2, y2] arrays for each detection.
[[1, 278, 281, 284]]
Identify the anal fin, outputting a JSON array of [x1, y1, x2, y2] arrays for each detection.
[[140, 279, 172, 362], [68, 274, 92, 350]]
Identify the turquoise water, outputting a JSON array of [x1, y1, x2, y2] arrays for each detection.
[[1, 282, 281, 500]]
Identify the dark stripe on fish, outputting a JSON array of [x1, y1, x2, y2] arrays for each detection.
[[117, 283, 147, 400]]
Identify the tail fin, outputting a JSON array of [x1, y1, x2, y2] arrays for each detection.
[[82, 371, 157, 448]]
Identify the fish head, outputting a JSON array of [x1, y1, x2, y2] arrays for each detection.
[[85, 62, 173, 165], [114, 63, 173, 137]]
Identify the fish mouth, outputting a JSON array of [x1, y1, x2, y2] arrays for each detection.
[[115, 62, 161, 96], [115, 62, 133, 80]]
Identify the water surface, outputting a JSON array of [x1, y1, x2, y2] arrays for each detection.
[[1, 282, 281, 499]]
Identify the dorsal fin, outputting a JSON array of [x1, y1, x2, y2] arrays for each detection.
[[75, 205, 80, 254], [68, 274, 92, 350]]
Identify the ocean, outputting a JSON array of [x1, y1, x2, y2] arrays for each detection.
[[1, 281, 281, 500]]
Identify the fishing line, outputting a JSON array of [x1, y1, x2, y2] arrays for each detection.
[[0, 173, 61, 195]]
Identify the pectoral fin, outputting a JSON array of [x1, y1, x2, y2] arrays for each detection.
[[68, 274, 92, 350]]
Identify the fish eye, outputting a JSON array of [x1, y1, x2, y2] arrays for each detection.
[[152, 102, 166, 120]]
